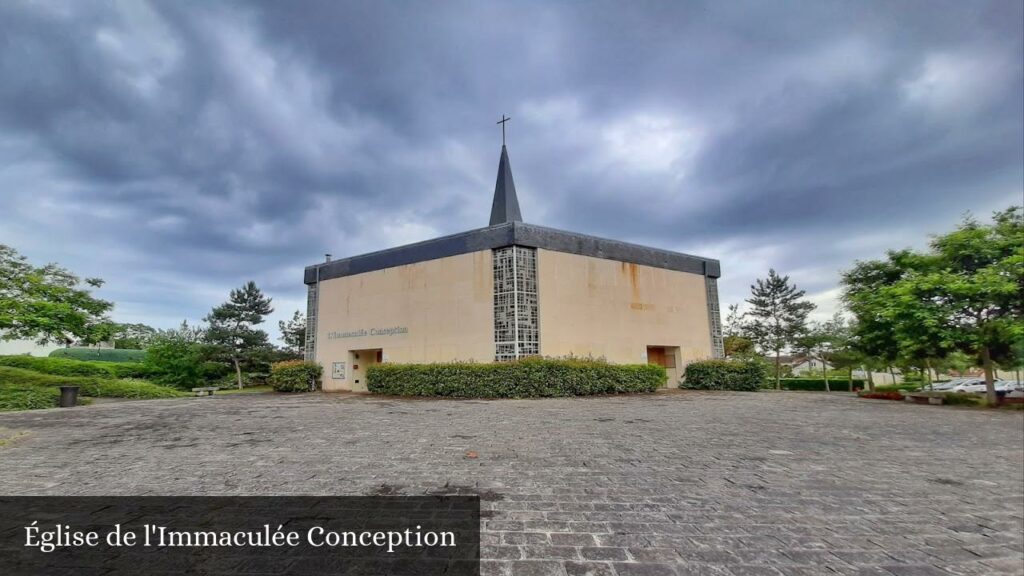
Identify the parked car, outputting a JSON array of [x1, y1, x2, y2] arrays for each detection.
[[995, 380, 1023, 393], [922, 379, 968, 392], [951, 378, 988, 393], [953, 379, 1020, 394]]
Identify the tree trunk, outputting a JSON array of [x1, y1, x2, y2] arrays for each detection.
[[775, 351, 781, 390], [822, 359, 830, 392], [848, 366, 854, 392], [980, 346, 997, 406], [888, 366, 896, 385], [233, 356, 243, 390], [924, 359, 933, 391], [865, 366, 875, 392]]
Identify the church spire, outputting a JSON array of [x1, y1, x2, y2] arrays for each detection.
[[489, 115, 522, 226], [489, 145, 522, 226]]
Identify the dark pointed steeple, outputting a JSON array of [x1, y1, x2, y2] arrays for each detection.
[[489, 145, 522, 226]]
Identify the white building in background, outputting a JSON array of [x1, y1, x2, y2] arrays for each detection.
[[0, 331, 61, 357]]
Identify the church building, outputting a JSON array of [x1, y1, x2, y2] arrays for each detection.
[[303, 141, 723, 392]]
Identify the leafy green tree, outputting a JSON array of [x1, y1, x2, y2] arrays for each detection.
[[933, 351, 973, 378], [722, 304, 756, 358], [744, 269, 816, 389], [278, 310, 307, 357], [112, 323, 157, 349], [931, 208, 1023, 403], [842, 207, 1023, 404], [0, 244, 114, 345], [204, 281, 274, 389], [144, 321, 207, 389], [724, 335, 756, 358], [795, 313, 851, 392]]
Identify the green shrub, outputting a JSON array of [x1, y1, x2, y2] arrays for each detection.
[[143, 335, 206, 389], [49, 348, 146, 363], [82, 378, 185, 399], [0, 366, 185, 400], [220, 371, 272, 389], [269, 360, 322, 392], [200, 361, 231, 382], [939, 392, 985, 406], [0, 355, 117, 378], [681, 359, 767, 391], [779, 378, 865, 392], [0, 355, 151, 379], [0, 382, 63, 411], [367, 358, 665, 398]]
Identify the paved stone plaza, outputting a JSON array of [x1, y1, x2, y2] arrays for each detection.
[[1, 391, 1022, 575]]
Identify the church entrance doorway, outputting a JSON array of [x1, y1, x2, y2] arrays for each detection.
[[646, 346, 680, 388], [349, 349, 383, 392]]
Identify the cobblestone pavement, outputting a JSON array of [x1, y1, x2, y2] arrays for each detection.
[[1, 391, 1022, 575]]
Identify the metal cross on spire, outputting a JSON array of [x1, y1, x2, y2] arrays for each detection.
[[497, 114, 510, 146]]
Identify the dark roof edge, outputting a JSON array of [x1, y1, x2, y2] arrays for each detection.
[[305, 222, 720, 284]]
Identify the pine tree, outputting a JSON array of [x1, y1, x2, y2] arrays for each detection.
[[745, 269, 816, 389], [278, 310, 307, 357], [204, 281, 274, 389]]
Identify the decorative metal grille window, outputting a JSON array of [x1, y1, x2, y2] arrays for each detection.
[[304, 283, 318, 361], [493, 246, 540, 361], [705, 277, 724, 359]]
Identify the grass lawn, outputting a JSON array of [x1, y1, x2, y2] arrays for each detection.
[[0, 366, 186, 412]]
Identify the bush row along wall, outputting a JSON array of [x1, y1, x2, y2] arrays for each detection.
[[270, 361, 322, 392], [0, 355, 151, 379], [367, 358, 666, 398], [777, 378, 866, 392], [681, 360, 767, 391]]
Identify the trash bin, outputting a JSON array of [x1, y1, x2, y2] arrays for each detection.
[[59, 386, 80, 408]]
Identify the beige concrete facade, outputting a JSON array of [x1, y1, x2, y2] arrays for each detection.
[[536, 249, 712, 385], [314, 250, 494, 391], [312, 247, 714, 391]]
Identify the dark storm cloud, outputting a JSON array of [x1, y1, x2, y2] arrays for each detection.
[[0, 0, 1020, 332]]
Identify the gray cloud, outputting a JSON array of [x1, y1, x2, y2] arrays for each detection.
[[0, 0, 1020, 335]]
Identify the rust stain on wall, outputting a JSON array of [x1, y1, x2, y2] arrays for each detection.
[[621, 261, 641, 300]]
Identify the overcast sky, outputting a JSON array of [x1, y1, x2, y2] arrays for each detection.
[[1, 0, 1021, 340]]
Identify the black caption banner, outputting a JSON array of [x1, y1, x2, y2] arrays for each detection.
[[0, 496, 480, 576]]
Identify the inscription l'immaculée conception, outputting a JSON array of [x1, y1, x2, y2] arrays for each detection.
[[327, 327, 409, 339]]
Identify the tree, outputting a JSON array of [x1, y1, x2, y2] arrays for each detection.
[[745, 269, 816, 389], [795, 313, 851, 392], [842, 207, 1023, 404], [144, 321, 207, 389], [204, 281, 274, 389], [929, 208, 1023, 403], [278, 310, 307, 357], [933, 351, 973, 378], [722, 304, 756, 358], [0, 244, 114, 345], [112, 323, 157, 349]]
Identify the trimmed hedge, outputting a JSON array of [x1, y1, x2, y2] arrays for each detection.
[[367, 358, 666, 398], [49, 347, 146, 363], [681, 359, 767, 391], [0, 355, 151, 379], [269, 361, 322, 392], [0, 366, 186, 400], [0, 382, 65, 411], [779, 378, 866, 392]]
